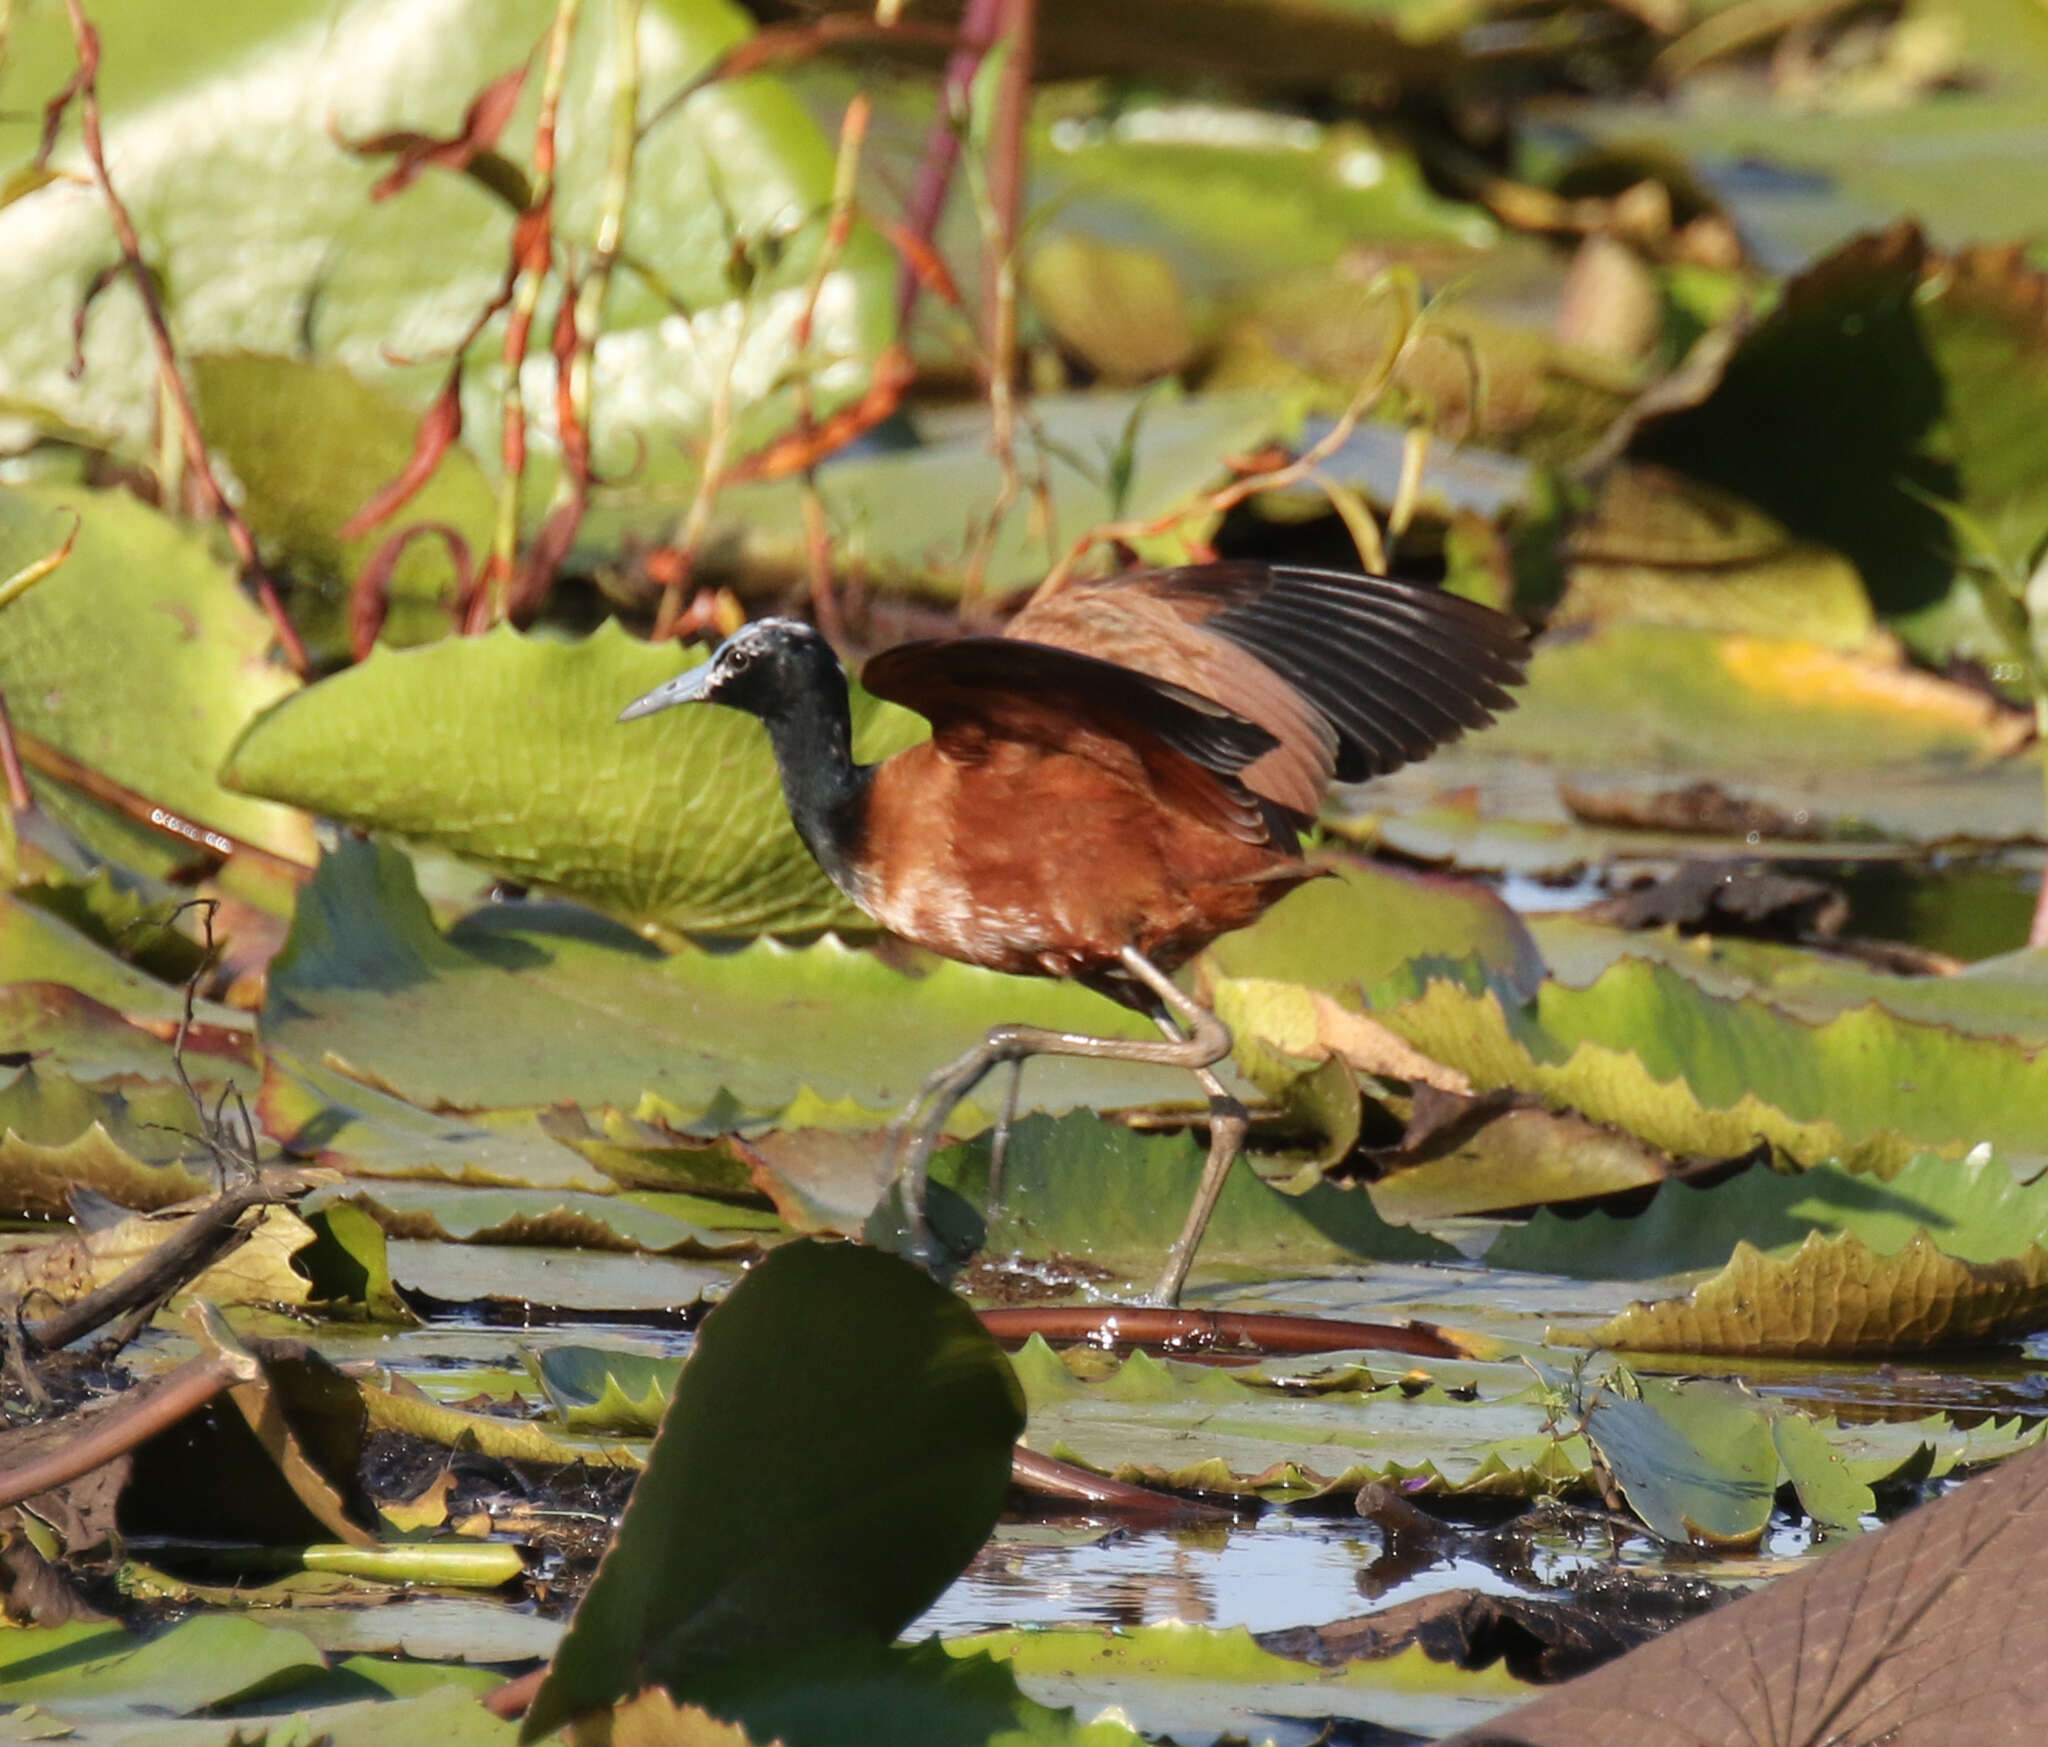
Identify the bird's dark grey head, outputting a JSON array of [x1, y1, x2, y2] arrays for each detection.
[[618, 618, 842, 725]]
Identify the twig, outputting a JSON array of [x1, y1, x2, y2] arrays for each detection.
[[9, 727, 311, 882], [0, 1351, 247, 1508], [482, 0, 583, 628], [18, 1175, 302, 1355], [48, 0, 308, 676]]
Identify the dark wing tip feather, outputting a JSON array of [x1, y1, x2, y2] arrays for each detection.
[[1201, 565, 1526, 783]]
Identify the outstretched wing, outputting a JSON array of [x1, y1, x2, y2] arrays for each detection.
[[1007, 562, 1527, 815]]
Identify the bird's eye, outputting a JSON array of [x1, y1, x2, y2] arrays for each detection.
[[727, 649, 753, 672]]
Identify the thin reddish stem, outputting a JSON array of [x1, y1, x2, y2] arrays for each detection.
[[55, 0, 309, 676]]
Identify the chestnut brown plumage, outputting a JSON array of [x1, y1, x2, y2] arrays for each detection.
[[621, 562, 1526, 1302]]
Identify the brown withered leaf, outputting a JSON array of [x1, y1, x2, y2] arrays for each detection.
[[1264, 1570, 1725, 1685], [1446, 1427, 2048, 1745]]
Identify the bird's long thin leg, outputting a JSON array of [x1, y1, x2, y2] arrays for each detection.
[[888, 946, 1240, 1305], [986, 1058, 1025, 1210], [1152, 1052, 1249, 1307]]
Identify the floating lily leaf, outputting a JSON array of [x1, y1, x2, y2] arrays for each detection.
[[920, 1114, 1458, 1285], [1013, 1334, 1594, 1502], [0, 0, 889, 475], [612, 1640, 1146, 1747], [1204, 857, 1545, 1007], [631, 387, 1287, 597], [383, 1237, 737, 1319], [1579, 1374, 1780, 1547], [0, 485, 311, 876], [1530, 921, 2048, 1048], [525, 1242, 1025, 1739], [537, 1104, 763, 1199], [529, 1345, 680, 1435], [1490, 1148, 2048, 1279], [1480, 621, 2027, 773], [0, 1110, 212, 1218], [958, 1621, 1528, 1745], [259, 839, 1186, 1123], [0, 1614, 326, 1714], [358, 1373, 643, 1470], [1553, 464, 1875, 647], [1377, 956, 2048, 1178], [260, 1052, 615, 1192], [1591, 1231, 2048, 1356], [311, 1182, 763, 1256]]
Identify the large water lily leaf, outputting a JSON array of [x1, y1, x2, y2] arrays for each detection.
[[1376, 956, 2048, 1177], [225, 622, 927, 933], [1008, 1336, 2019, 1507], [524, 1242, 1025, 1738], [921, 1114, 1458, 1283], [1490, 1148, 2048, 1279], [0, 0, 889, 474], [193, 353, 496, 652], [0, 484, 311, 871], [1630, 225, 2048, 623], [957, 1621, 1529, 1745], [1478, 621, 2027, 773], [1592, 1230, 2048, 1356], [258, 839, 1186, 1122]]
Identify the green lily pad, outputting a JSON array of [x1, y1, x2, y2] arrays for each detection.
[[921, 1114, 1458, 1285], [0, 0, 889, 476], [259, 1052, 616, 1191], [524, 1242, 1026, 1739], [310, 1182, 760, 1257], [259, 838, 1188, 1124], [193, 353, 496, 654], [1580, 1373, 1779, 1547], [1377, 955, 2048, 1178], [1489, 1148, 2048, 1279], [528, 1344, 680, 1435], [0, 485, 311, 876], [624, 387, 1288, 598]]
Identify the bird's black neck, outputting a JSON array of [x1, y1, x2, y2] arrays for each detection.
[[755, 678, 872, 897]]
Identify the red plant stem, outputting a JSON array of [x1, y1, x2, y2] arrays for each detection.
[[0, 689, 30, 812], [11, 727, 311, 881], [976, 1306, 1468, 1361], [56, 0, 309, 677], [1009, 1446, 1235, 1520], [981, 0, 1033, 363], [895, 0, 1004, 332], [789, 88, 874, 649]]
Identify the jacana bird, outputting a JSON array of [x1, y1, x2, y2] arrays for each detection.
[[620, 562, 1525, 1303]]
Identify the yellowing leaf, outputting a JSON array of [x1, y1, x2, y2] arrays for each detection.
[[1592, 1231, 2048, 1356]]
